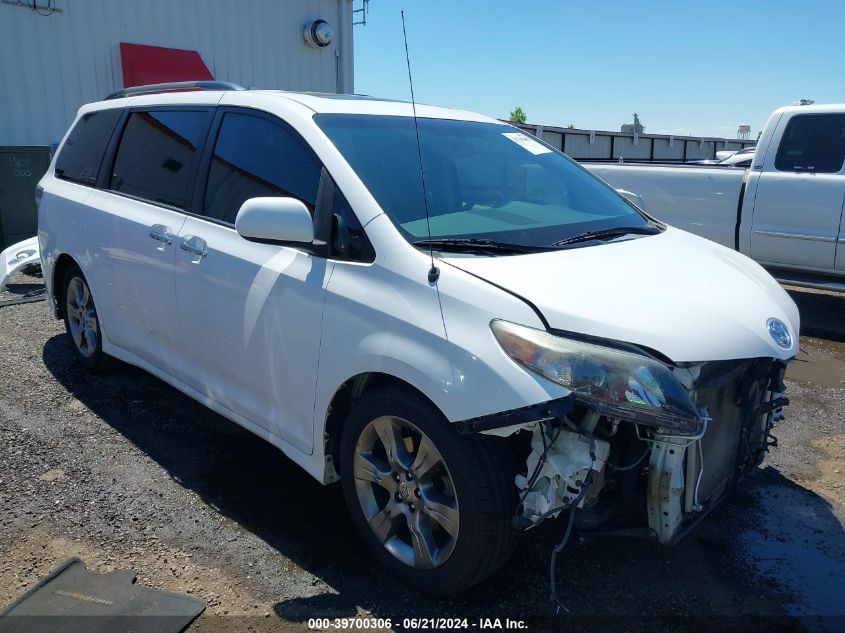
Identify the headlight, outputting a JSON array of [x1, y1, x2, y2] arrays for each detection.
[[491, 320, 702, 434]]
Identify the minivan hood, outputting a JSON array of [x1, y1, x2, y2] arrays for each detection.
[[443, 227, 800, 363]]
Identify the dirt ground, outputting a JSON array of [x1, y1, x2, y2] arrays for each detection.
[[1, 273, 843, 632]]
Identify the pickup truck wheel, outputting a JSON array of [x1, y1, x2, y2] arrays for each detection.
[[339, 387, 519, 595], [61, 265, 111, 371]]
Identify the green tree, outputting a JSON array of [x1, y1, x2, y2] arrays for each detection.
[[509, 106, 527, 124]]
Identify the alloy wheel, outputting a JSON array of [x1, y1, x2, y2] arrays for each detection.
[[353, 415, 460, 569], [65, 276, 98, 358]]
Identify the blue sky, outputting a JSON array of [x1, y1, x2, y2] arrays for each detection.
[[353, 1, 843, 138]]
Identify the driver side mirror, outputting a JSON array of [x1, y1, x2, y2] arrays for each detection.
[[235, 197, 314, 244]]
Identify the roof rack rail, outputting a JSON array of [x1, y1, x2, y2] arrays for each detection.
[[105, 80, 246, 101]]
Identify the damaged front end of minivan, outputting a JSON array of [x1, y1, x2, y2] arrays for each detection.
[[457, 320, 789, 545]]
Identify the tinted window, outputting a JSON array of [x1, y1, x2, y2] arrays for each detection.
[[55, 109, 122, 185], [203, 113, 321, 224], [111, 110, 207, 207], [775, 114, 845, 173]]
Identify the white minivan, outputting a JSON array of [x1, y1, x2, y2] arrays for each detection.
[[39, 82, 799, 595]]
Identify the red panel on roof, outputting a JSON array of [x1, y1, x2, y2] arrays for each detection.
[[120, 42, 213, 88]]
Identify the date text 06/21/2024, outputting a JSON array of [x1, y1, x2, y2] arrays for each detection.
[[306, 617, 528, 630]]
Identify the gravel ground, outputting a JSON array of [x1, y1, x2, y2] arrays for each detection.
[[1, 272, 843, 632]]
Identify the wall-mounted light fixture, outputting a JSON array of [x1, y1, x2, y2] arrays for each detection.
[[304, 19, 333, 47]]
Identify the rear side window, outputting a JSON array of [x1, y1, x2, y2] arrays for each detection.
[[110, 110, 208, 208], [775, 114, 845, 173], [55, 109, 122, 186], [202, 112, 321, 224]]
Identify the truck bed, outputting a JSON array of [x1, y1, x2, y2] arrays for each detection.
[[584, 163, 745, 249]]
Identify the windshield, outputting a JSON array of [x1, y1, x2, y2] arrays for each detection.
[[316, 114, 654, 248]]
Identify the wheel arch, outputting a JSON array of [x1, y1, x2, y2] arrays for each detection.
[[323, 372, 443, 480], [52, 253, 80, 319]]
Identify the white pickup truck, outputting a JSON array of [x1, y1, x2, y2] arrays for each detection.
[[586, 104, 845, 290]]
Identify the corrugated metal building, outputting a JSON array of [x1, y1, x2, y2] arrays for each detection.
[[0, 0, 355, 146]]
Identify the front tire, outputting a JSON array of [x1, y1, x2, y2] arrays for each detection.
[[339, 387, 519, 595], [61, 265, 111, 371]]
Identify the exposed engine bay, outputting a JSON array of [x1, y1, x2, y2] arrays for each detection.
[[510, 357, 788, 544]]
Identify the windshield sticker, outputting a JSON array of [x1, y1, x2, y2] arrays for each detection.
[[502, 132, 552, 155]]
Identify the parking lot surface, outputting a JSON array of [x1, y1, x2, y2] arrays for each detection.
[[1, 273, 843, 632]]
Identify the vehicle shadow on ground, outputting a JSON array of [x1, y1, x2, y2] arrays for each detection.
[[0, 272, 45, 305], [41, 334, 825, 631], [787, 288, 845, 343], [732, 468, 845, 632]]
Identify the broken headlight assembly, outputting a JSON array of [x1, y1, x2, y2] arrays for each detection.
[[491, 320, 703, 435]]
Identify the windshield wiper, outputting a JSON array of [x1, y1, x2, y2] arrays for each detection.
[[411, 238, 549, 254], [551, 225, 661, 247]]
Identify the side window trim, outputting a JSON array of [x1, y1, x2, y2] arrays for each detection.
[[189, 106, 225, 215], [95, 109, 129, 190], [313, 166, 335, 246], [100, 105, 215, 210], [329, 184, 376, 264]]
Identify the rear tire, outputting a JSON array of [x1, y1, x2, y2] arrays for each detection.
[[61, 264, 111, 372], [339, 387, 519, 595]]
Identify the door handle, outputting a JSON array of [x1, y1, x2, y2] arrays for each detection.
[[149, 229, 174, 245], [180, 240, 207, 258]]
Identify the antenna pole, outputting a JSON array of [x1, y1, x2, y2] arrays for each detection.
[[401, 11, 439, 284]]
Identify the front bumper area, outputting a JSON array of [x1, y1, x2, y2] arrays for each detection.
[[458, 357, 788, 544]]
